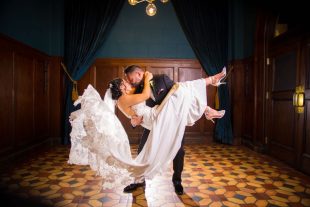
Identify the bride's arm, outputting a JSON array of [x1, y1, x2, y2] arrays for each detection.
[[120, 71, 153, 107], [116, 103, 143, 128], [130, 115, 143, 127]]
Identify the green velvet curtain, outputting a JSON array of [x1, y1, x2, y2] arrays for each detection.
[[62, 0, 125, 144], [171, 0, 233, 144]]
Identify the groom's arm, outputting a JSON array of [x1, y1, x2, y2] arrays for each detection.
[[155, 74, 174, 104], [163, 74, 174, 90]]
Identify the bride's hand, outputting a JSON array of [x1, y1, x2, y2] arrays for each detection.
[[144, 71, 153, 82], [131, 115, 143, 127]]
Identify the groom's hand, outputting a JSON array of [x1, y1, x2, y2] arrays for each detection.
[[131, 115, 143, 128], [144, 71, 153, 82]]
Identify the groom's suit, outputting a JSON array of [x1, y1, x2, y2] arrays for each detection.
[[134, 74, 185, 184]]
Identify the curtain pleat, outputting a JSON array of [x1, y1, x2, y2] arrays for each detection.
[[171, 0, 233, 144], [62, 0, 125, 144]]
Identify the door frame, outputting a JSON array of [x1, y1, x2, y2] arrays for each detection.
[[262, 11, 309, 172]]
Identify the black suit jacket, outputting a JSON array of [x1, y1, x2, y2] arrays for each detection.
[[135, 74, 174, 107]]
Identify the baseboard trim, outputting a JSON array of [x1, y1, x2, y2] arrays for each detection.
[[241, 138, 267, 153], [0, 137, 61, 169]]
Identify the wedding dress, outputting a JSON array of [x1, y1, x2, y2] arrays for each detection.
[[68, 78, 207, 189]]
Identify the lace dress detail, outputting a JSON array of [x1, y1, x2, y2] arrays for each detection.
[[68, 85, 148, 188], [68, 79, 207, 189]]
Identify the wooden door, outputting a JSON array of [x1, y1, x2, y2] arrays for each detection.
[[266, 32, 310, 175], [266, 38, 301, 167], [255, 4, 310, 174], [299, 36, 310, 174]]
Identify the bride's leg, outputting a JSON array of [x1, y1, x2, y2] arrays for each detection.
[[205, 67, 226, 86], [204, 106, 225, 123]]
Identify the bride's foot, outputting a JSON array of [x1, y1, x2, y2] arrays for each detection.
[[204, 106, 225, 123], [208, 67, 226, 87]]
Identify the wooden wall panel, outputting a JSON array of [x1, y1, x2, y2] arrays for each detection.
[[94, 65, 119, 97], [34, 59, 49, 140], [230, 61, 244, 144], [49, 57, 63, 139], [269, 100, 296, 166], [0, 34, 54, 161], [300, 37, 310, 174], [230, 58, 254, 147], [0, 48, 14, 154], [14, 53, 35, 147], [301, 100, 310, 174], [243, 61, 254, 142], [148, 67, 174, 81], [77, 66, 95, 96], [178, 67, 202, 82]]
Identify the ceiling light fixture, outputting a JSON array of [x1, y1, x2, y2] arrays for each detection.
[[128, 0, 169, 16]]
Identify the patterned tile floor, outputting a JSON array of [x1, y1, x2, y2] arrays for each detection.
[[0, 144, 310, 207]]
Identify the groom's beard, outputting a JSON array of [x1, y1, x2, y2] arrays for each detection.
[[131, 79, 144, 88], [131, 82, 140, 87]]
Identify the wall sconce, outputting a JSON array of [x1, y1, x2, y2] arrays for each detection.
[[128, 0, 169, 16]]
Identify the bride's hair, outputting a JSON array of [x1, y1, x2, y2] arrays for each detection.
[[109, 78, 123, 100]]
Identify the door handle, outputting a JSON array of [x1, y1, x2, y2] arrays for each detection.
[[296, 93, 304, 107], [293, 93, 297, 106], [294, 86, 305, 113]]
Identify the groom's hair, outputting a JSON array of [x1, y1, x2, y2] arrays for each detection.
[[124, 65, 143, 74]]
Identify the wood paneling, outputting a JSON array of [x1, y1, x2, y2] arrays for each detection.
[[14, 52, 35, 147], [0, 47, 14, 154], [49, 57, 63, 138], [77, 58, 213, 144], [243, 60, 254, 144], [302, 100, 310, 174], [0, 34, 55, 160], [269, 100, 296, 165], [229, 59, 254, 146], [230, 61, 244, 145], [149, 67, 174, 81], [94, 65, 119, 97], [251, 10, 270, 151], [250, 9, 310, 175], [34, 59, 49, 140], [300, 37, 310, 174], [265, 34, 304, 169]]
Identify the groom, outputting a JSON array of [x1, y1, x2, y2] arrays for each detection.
[[123, 65, 185, 195]]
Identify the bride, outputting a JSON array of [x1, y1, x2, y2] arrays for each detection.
[[68, 70, 225, 189]]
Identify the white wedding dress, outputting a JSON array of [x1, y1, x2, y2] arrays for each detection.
[[68, 78, 207, 189]]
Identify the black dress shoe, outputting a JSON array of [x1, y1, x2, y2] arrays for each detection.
[[173, 182, 184, 195], [123, 181, 145, 193]]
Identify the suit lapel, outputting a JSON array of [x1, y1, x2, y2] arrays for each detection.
[[152, 75, 164, 101], [150, 80, 156, 99]]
